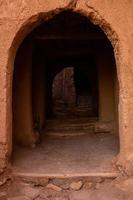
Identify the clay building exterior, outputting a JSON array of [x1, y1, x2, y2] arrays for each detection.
[[0, 0, 133, 177]]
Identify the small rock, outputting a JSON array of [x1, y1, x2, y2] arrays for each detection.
[[83, 182, 93, 189], [7, 196, 30, 200], [52, 178, 70, 189], [22, 177, 49, 186], [34, 178, 49, 186], [21, 185, 41, 199], [61, 183, 70, 190], [70, 181, 83, 191], [52, 179, 70, 190], [46, 183, 62, 192]]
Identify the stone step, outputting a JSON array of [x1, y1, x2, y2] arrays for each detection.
[[45, 126, 94, 134], [46, 121, 95, 128], [45, 118, 97, 136], [13, 171, 118, 185], [46, 124, 94, 130], [46, 118, 97, 125]]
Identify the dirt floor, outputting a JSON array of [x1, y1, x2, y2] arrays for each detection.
[[12, 133, 118, 175]]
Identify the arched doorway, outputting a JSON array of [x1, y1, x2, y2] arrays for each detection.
[[12, 10, 119, 175]]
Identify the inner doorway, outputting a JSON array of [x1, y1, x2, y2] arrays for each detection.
[[52, 63, 98, 119], [12, 10, 119, 175]]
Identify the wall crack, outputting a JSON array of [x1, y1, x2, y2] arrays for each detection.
[[68, 0, 78, 9]]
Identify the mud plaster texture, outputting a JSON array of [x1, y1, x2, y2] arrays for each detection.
[[0, 0, 133, 175]]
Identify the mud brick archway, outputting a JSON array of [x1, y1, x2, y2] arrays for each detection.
[[10, 10, 120, 175], [0, 1, 133, 175]]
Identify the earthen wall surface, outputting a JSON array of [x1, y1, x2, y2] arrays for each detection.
[[0, 0, 133, 172]]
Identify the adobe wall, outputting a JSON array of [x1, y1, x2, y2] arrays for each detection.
[[94, 48, 118, 134], [13, 41, 36, 146], [98, 51, 115, 122], [0, 0, 133, 173]]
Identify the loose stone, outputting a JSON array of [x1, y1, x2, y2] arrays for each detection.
[[70, 181, 83, 191], [46, 183, 62, 192]]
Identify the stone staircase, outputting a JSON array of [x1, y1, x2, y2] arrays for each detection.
[[54, 95, 94, 118], [76, 95, 93, 117], [45, 118, 97, 136]]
